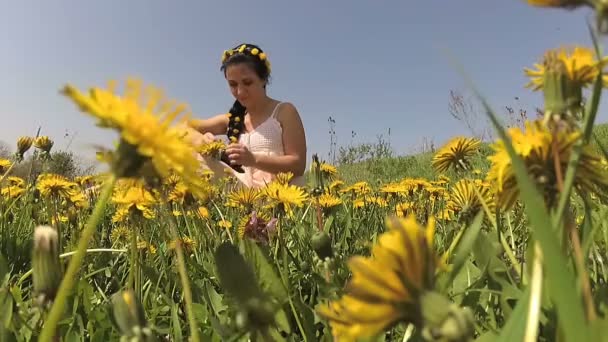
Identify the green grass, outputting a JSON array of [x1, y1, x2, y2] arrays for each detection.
[[334, 121, 608, 184]]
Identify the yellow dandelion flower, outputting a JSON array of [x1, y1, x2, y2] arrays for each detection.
[[379, 182, 410, 196], [226, 187, 261, 210], [6, 176, 24, 187], [33, 136, 53, 153], [262, 182, 308, 216], [218, 220, 232, 229], [0, 159, 12, 174], [487, 120, 608, 209], [353, 198, 366, 209], [74, 175, 95, 187], [110, 226, 131, 245], [197, 206, 209, 219], [366, 196, 388, 208], [401, 178, 433, 194], [340, 181, 372, 196], [197, 140, 226, 157], [274, 172, 294, 185], [316, 215, 442, 341], [317, 193, 343, 209], [1, 185, 25, 199], [61, 78, 210, 199], [168, 236, 197, 254], [36, 174, 77, 200], [111, 183, 157, 220], [432, 136, 481, 173], [137, 240, 157, 255], [395, 202, 414, 218], [524, 46, 608, 91], [448, 179, 495, 222], [16, 136, 33, 159], [328, 179, 345, 192]]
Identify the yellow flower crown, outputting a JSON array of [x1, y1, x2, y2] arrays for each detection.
[[221, 44, 272, 73]]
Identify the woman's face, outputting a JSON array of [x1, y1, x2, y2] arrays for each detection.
[[225, 63, 266, 108]]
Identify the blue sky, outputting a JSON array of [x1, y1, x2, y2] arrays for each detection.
[[0, 1, 604, 167]]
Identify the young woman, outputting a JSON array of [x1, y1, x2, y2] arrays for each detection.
[[183, 43, 307, 188]]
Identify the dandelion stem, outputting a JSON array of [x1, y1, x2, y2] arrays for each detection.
[[0, 162, 15, 183], [524, 242, 543, 342], [39, 174, 116, 342], [162, 200, 200, 342]]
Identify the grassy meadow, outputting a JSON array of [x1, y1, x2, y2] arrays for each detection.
[[5, 2, 608, 342]]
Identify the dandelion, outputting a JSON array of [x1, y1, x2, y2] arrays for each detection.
[[447, 179, 495, 222], [340, 181, 372, 196], [197, 206, 210, 219], [218, 220, 233, 229], [111, 183, 157, 222], [262, 181, 308, 217], [61, 78, 210, 199], [317, 193, 342, 209], [34, 136, 54, 154], [168, 236, 197, 254], [525, 46, 608, 91], [226, 187, 261, 210], [197, 140, 226, 157], [432, 136, 481, 173], [110, 226, 131, 245], [273, 171, 294, 185], [16, 136, 33, 161], [36, 174, 77, 201], [486, 119, 608, 209], [1, 185, 25, 199], [0, 159, 12, 174], [316, 215, 473, 341]]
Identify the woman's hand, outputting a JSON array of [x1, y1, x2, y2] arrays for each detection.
[[225, 143, 256, 167]]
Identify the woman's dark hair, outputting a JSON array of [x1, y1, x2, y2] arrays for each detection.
[[220, 43, 271, 84], [219, 43, 272, 172]]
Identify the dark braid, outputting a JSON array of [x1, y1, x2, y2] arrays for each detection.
[[220, 100, 246, 173], [218, 43, 272, 173]]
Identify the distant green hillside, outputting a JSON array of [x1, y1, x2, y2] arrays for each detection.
[[333, 122, 608, 184]]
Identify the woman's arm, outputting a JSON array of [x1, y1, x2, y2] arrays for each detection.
[[251, 103, 307, 176], [187, 114, 230, 136]]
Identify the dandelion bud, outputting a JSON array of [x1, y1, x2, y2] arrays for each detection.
[[238, 297, 277, 330], [16, 136, 33, 160], [112, 139, 148, 178], [32, 225, 62, 307], [421, 292, 475, 342], [111, 289, 154, 340], [311, 231, 333, 259], [33, 136, 54, 154]]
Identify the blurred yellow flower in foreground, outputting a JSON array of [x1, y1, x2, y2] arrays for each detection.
[[316, 215, 440, 341], [487, 120, 608, 209], [524, 46, 608, 91], [61, 78, 210, 199]]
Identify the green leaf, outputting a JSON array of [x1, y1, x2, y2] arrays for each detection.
[[240, 239, 287, 303], [0, 289, 13, 329], [494, 287, 531, 342], [204, 282, 227, 317], [443, 211, 484, 289], [0, 253, 6, 284], [452, 58, 589, 342], [171, 304, 183, 342], [214, 242, 262, 304]]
